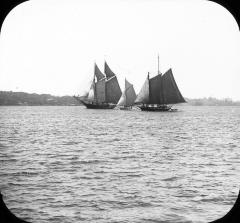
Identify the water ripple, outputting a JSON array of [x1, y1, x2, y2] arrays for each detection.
[[0, 106, 239, 223]]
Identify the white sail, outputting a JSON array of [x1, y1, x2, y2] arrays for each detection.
[[87, 83, 95, 100], [117, 92, 126, 106], [135, 75, 149, 104], [117, 79, 136, 107]]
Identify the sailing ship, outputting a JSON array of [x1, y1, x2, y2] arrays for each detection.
[[74, 62, 122, 109], [117, 78, 137, 110], [135, 56, 186, 111]]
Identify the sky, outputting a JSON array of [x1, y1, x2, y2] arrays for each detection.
[[0, 0, 239, 100]]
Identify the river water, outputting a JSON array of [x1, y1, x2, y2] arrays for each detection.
[[0, 106, 239, 223]]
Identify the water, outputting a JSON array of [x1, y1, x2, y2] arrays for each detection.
[[0, 106, 240, 223]]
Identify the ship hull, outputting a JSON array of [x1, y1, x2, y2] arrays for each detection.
[[81, 100, 116, 109], [74, 96, 116, 109], [119, 106, 132, 110], [138, 105, 175, 112], [84, 102, 116, 109]]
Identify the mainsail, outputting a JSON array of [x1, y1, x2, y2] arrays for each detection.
[[104, 62, 116, 79], [149, 73, 164, 104], [117, 79, 136, 107], [135, 69, 185, 105], [104, 62, 122, 103], [105, 76, 122, 103], [161, 69, 185, 104]]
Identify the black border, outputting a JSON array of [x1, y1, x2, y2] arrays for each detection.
[[209, 0, 239, 30]]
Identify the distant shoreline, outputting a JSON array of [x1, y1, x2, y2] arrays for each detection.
[[0, 91, 240, 106]]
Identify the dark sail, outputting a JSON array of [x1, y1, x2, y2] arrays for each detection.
[[149, 74, 164, 104], [95, 79, 106, 103], [104, 62, 116, 79], [94, 63, 105, 81], [161, 69, 186, 104], [125, 80, 137, 106], [105, 76, 121, 103]]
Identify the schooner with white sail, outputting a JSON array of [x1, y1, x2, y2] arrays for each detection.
[[74, 62, 122, 109]]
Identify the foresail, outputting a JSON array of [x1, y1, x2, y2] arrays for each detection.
[[105, 76, 122, 103], [135, 77, 149, 104], [104, 62, 116, 79], [94, 63, 105, 81], [95, 79, 106, 103], [162, 69, 186, 104]]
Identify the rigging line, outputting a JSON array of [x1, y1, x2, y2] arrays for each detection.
[[105, 75, 116, 82]]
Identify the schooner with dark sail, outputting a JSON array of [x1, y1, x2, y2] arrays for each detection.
[[135, 57, 186, 111], [117, 78, 136, 110], [74, 62, 122, 109]]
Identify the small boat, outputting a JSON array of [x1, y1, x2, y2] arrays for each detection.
[[117, 78, 136, 110], [135, 56, 186, 111], [74, 62, 122, 109]]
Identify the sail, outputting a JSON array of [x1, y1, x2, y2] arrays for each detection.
[[94, 63, 105, 81], [125, 80, 136, 106], [95, 79, 106, 102], [117, 92, 126, 106], [117, 79, 136, 107], [125, 79, 132, 91], [149, 74, 164, 104], [87, 82, 95, 101], [104, 62, 116, 79], [105, 76, 122, 103], [135, 77, 149, 104], [161, 69, 186, 104]]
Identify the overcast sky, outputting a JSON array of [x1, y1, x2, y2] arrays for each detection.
[[0, 0, 239, 100]]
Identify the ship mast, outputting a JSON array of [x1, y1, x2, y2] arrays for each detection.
[[158, 54, 164, 104]]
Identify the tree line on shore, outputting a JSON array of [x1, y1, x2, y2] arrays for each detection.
[[0, 91, 239, 106], [0, 91, 79, 106]]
